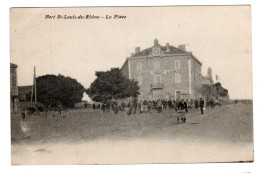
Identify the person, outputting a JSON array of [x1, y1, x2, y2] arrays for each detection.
[[143, 100, 148, 113], [168, 99, 172, 109], [113, 102, 119, 114], [140, 100, 144, 113], [101, 103, 106, 113], [162, 99, 167, 110], [173, 100, 178, 112], [156, 99, 163, 113], [177, 99, 186, 123], [190, 99, 194, 109], [106, 101, 111, 113], [121, 101, 126, 112], [127, 101, 133, 115], [199, 98, 204, 114], [58, 104, 62, 115], [148, 101, 153, 113], [133, 98, 138, 114], [210, 98, 214, 109], [21, 111, 26, 120], [153, 100, 157, 110], [93, 103, 96, 110], [195, 99, 199, 109], [184, 99, 188, 113]]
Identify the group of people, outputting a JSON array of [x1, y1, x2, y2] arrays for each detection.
[[96, 97, 206, 117], [154, 98, 205, 114], [98, 98, 138, 115]]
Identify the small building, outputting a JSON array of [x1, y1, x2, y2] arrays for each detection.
[[121, 39, 203, 101], [18, 85, 33, 101], [16, 101, 45, 112], [202, 76, 211, 85]]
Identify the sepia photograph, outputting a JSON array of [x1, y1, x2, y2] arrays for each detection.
[[10, 6, 253, 165]]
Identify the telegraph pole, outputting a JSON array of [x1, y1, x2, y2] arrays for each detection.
[[34, 66, 37, 103]]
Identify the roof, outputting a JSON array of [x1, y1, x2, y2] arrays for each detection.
[[133, 45, 186, 57], [17, 101, 45, 109], [131, 44, 202, 65], [18, 85, 33, 93], [10, 63, 18, 68]]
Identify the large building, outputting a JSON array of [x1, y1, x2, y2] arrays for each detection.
[[121, 39, 204, 101], [10, 63, 19, 111]]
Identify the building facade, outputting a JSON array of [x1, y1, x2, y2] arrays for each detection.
[[18, 85, 33, 101], [10, 63, 19, 111], [121, 39, 203, 101]]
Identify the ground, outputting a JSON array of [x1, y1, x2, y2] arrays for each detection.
[[11, 103, 253, 165]]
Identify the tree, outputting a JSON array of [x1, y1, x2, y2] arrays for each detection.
[[86, 68, 140, 103], [36, 74, 85, 107], [202, 82, 229, 100]]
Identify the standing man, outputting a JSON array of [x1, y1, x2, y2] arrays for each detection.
[[195, 99, 198, 109], [184, 99, 188, 113], [168, 99, 172, 109], [127, 101, 132, 115], [174, 100, 178, 112], [133, 98, 138, 115], [199, 98, 204, 114], [210, 98, 214, 109], [58, 104, 62, 115]]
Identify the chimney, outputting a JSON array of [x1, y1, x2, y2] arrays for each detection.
[[135, 47, 140, 53], [178, 44, 186, 51], [166, 43, 170, 52]]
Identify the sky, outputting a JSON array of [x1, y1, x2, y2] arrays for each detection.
[[10, 6, 252, 100]]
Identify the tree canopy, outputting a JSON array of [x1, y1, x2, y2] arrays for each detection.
[[86, 68, 140, 103], [36, 74, 85, 107], [214, 82, 229, 97], [202, 82, 229, 99]]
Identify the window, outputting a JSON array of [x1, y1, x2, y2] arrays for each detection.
[[154, 61, 160, 71], [136, 63, 142, 72], [153, 75, 162, 83], [175, 60, 180, 69], [175, 74, 181, 84], [137, 76, 142, 85], [11, 73, 16, 86]]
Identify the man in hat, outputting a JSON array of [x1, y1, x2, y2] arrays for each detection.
[[199, 98, 204, 114]]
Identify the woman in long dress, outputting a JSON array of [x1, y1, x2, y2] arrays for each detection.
[[156, 99, 162, 113]]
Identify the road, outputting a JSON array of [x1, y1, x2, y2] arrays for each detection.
[[11, 103, 253, 164]]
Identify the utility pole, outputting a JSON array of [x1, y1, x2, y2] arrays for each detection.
[[34, 66, 37, 103]]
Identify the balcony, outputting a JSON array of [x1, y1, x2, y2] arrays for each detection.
[[151, 83, 164, 89]]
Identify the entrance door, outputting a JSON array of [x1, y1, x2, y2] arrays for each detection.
[[153, 89, 162, 100], [176, 90, 181, 100]]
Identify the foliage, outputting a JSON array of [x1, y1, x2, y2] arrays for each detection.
[[86, 68, 140, 103], [214, 82, 229, 97], [36, 74, 85, 107], [202, 82, 229, 98]]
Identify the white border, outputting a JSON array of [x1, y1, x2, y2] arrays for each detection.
[[1, 1, 259, 173]]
